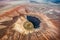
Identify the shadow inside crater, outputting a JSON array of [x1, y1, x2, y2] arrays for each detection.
[[27, 16, 41, 29]]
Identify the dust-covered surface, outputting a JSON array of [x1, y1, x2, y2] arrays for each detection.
[[0, 1, 60, 40]]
